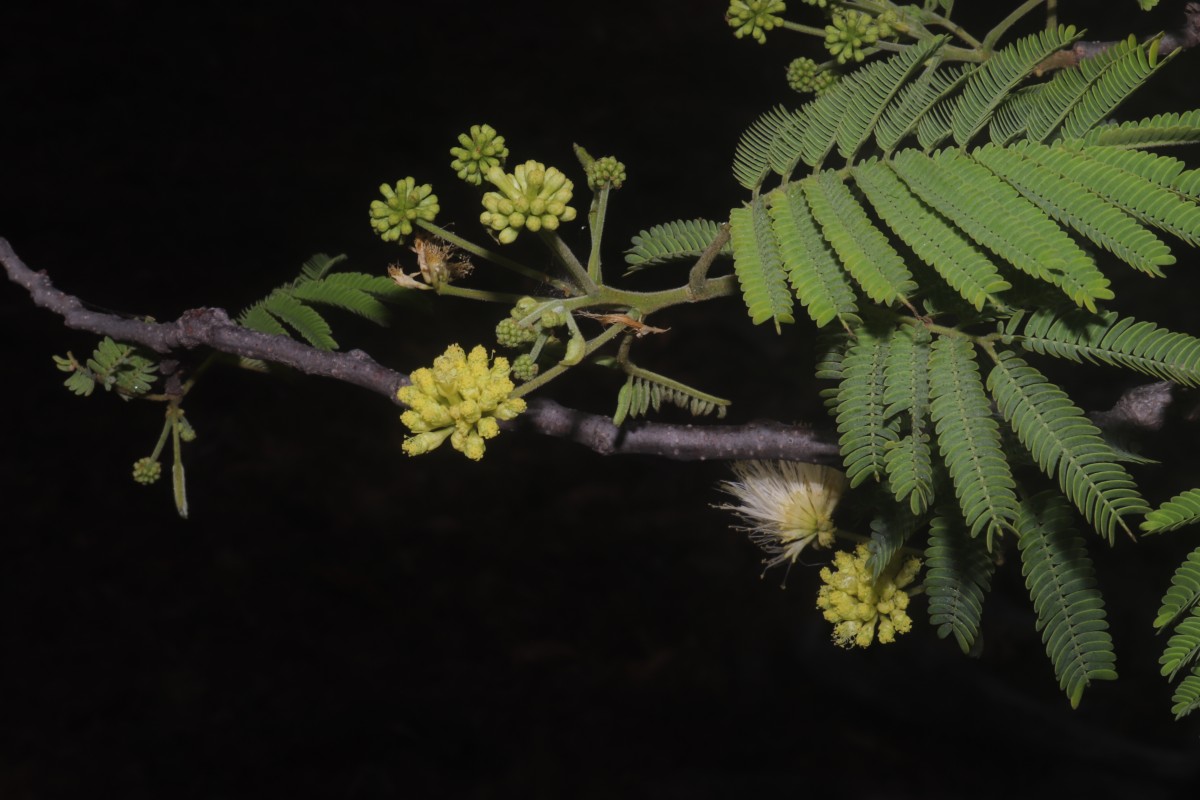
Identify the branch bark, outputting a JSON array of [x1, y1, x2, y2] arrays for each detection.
[[2, 238, 844, 462]]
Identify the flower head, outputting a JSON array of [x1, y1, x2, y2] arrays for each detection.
[[816, 544, 920, 648], [586, 156, 626, 190], [825, 10, 879, 63], [480, 160, 577, 244], [450, 124, 509, 186], [717, 461, 848, 569], [726, 1, 787, 45], [369, 177, 439, 244], [397, 344, 526, 461]]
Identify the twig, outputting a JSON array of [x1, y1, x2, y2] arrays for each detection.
[[2, 238, 842, 462]]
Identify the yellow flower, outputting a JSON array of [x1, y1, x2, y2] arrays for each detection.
[[717, 461, 848, 570], [816, 544, 920, 648], [397, 344, 526, 460]]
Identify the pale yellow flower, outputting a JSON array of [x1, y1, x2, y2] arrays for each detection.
[[717, 461, 848, 569]]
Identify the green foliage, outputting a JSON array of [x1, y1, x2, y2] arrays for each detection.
[[1017, 492, 1117, 709], [1142, 489, 1200, 533], [238, 253, 411, 350], [928, 336, 1020, 543], [1008, 307, 1200, 386], [624, 219, 731, 273], [729, 199, 794, 330], [986, 349, 1148, 543], [1154, 546, 1200, 719], [834, 327, 895, 488], [925, 506, 995, 654], [612, 371, 730, 426], [53, 337, 157, 398]]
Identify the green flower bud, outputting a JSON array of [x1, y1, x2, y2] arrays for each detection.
[[480, 161, 577, 244], [539, 308, 567, 329], [510, 353, 540, 382], [510, 296, 540, 318], [495, 317, 539, 348], [726, 0, 787, 45], [450, 124, 509, 186], [177, 414, 197, 443], [825, 10, 879, 64], [369, 178, 439, 244], [586, 156, 626, 190], [132, 457, 162, 485]]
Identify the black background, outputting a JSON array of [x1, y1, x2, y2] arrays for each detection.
[[4, 1, 1200, 797]]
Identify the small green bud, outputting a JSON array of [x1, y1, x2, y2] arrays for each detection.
[[539, 309, 567, 329], [726, 0, 787, 44], [450, 124, 509, 186], [177, 415, 197, 443], [511, 297, 540, 318], [496, 317, 539, 348], [132, 457, 162, 485], [369, 177, 439, 244], [586, 156, 626, 190], [510, 353, 540, 382], [825, 10, 879, 64]]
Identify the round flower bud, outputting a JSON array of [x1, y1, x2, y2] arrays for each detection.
[[825, 10, 879, 64], [480, 161, 577, 244], [510, 353, 539, 382], [369, 178, 439, 244], [450, 124, 509, 186], [495, 317, 539, 348], [726, 0, 787, 45], [586, 156, 626, 190], [132, 457, 162, 485]]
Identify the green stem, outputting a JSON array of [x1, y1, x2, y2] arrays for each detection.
[[687, 223, 731, 300], [435, 285, 528, 304], [587, 186, 610, 284], [510, 322, 627, 398], [919, 9, 982, 49], [780, 20, 830, 38], [982, 0, 1044, 52], [539, 230, 597, 293], [416, 219, 574, 295]]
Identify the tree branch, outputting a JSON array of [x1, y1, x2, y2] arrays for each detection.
[[1038, 2, 1200, 74], [2, 238, 843, 463]]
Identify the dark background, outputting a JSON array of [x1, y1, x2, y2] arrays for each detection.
[[4, 1, 1200, 797]]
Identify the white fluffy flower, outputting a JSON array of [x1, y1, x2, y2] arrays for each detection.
[[717, 461, 848, 569]]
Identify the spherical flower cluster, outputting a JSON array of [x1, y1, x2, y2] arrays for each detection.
[[510, 353, 539, 382], [875, 9, 905, 39], [397, 344, 526, 461], [450, 124, 509, 186], [495, 317, 539, 349], [726, 0, 787, 45], [786, 57, 838, 94], [825, 10, 879, 63], [132, 457, 162, 485], [816, 544, 921, 648], [369, 178, 439, 243], [480, 161, 577, 244], [586, 156, 627, 190], [717, 461, 848, 570]]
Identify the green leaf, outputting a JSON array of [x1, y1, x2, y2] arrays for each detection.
[[852, 159, 1010, 310], [986, 348, 1148, 543], [768, 184, 859, 328], [800, 170, 916, 306], [729, 199, 794, 330], [624, 219, 730, 273], [928, 336, 1020, 542], [925, 505, 996, 654], [835, 327, 896, 488], [1142, 489, 1200, 534], [1017, 491, 1118, 709]]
